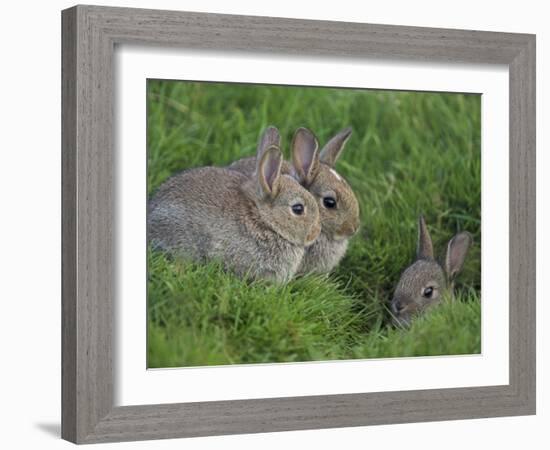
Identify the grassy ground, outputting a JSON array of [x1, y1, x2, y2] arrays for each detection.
[[147, 79, 482, 367]]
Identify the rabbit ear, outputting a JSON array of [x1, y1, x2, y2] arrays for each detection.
[[319, 127, 352, 167], [291, 127, 320, 186], [257, 146, 283, 198], [416, 215, 434, 260], [257, 126, 281, 160], [445, 232, 472, 280]]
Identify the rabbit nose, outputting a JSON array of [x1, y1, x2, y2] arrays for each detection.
[[337, 222, 359, 238], [392, 300, 405, 314], [306, 221, 321, 244]]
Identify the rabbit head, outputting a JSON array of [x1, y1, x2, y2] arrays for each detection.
[[242, 139, 321, 248], [290, 127, 360, 242], [391, 215, 472, 327]]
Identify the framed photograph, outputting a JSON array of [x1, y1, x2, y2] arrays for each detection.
[[62, 5, 536, 444]]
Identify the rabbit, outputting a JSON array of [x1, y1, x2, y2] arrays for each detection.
[[229, 126, 360, 275], [390, 215, 473, 327], [148, 135, 321, 284]]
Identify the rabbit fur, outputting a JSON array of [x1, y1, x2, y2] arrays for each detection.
[[391, 215, 472, 326], [148, 137, 321, 283], [229, 126, 360, 275]]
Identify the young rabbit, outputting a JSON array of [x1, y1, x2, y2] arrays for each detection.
[[229, 126, 360, 275], [148, 137, 321, 284], [391, 215, 473, 327]]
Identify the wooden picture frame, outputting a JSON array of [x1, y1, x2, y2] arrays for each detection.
[[61, 4, 536, 444]]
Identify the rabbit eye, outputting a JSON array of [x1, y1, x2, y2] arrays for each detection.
[[323, 197, 337, 209], [422, 287, 434, 298], [291, 203, 304, 215]]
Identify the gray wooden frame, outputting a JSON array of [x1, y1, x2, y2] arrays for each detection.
[[61, 4, 536, 444]]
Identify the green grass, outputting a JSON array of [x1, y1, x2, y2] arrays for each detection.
[[147, 79, 482, 367]]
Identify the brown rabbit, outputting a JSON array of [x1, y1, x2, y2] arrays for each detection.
[[148, 138, 321, 284], [229, 127, 360, 275], [391, 215, 473, 326]]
